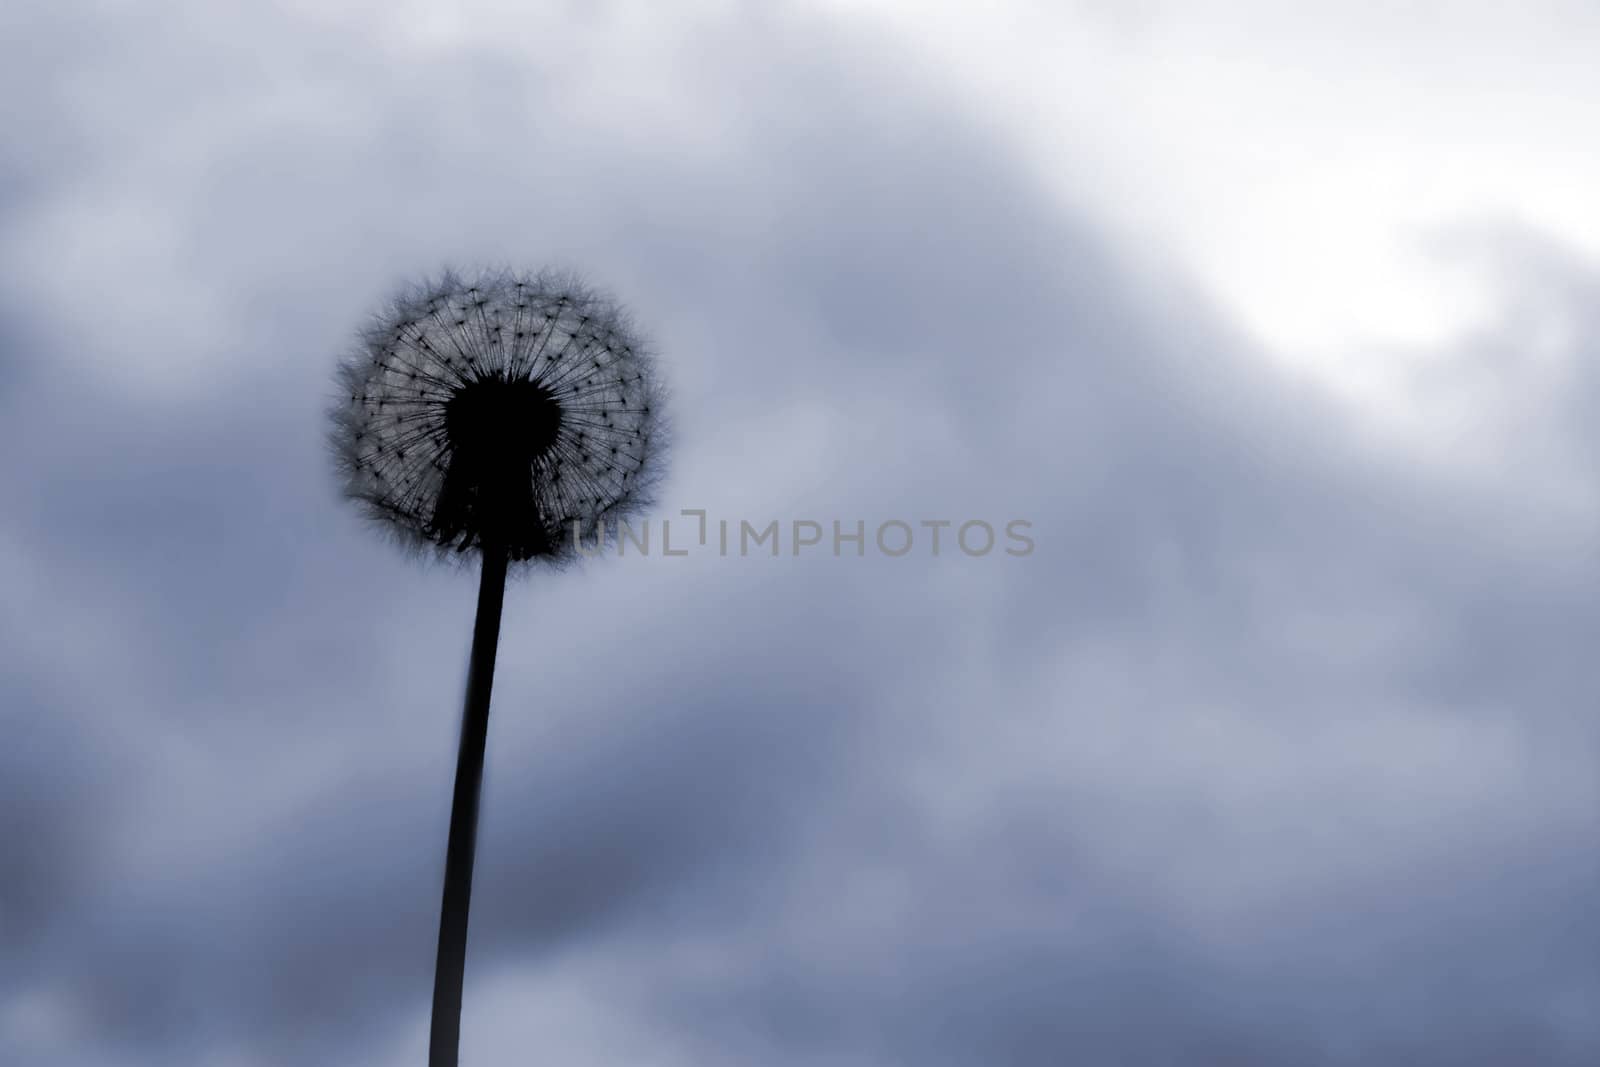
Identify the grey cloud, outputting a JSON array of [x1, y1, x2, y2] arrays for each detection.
[[1, 3, 1596, 1066]]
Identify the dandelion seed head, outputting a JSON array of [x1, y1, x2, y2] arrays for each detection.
[[329, 267, 667, 566]]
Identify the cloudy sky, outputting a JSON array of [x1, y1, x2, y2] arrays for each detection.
[[3, 1, 1597, 1064]]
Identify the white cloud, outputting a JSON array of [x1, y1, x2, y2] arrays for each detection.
[[814, 1, 1600, 416]]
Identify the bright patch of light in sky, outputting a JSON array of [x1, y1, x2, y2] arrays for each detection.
[[828, 0, 1600, 412]]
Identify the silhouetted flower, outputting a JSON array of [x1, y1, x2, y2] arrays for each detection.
[[331, 267, 665, 563], [327, 265, 668, 1067]]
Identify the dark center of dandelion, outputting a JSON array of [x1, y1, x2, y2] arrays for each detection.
[[444, 375, 563, 462], [432, 375, 564, 558]]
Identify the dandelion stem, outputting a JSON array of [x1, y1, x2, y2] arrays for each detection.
[[429, 540, 509, 1067]]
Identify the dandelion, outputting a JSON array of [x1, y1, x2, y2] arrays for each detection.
[[329, 266, 666, 1067]]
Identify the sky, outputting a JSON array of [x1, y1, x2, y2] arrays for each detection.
[[2, 1, 1597, 1064]]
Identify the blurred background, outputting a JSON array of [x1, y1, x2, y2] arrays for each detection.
[[2, 2, 1596, 1064]]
